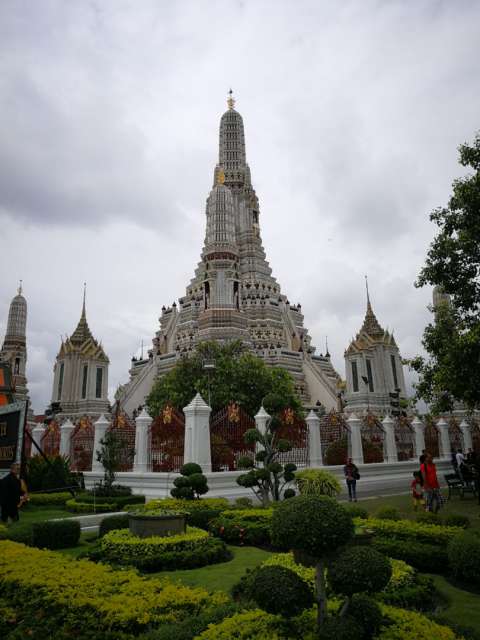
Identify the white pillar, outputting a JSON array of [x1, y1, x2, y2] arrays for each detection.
[[133, 408, 152, 473], [437, 418, 451, 460], [183, 393, 212, 472], [382, 415, 398, 463], [91, 414, 110, 473], [254, 406, 270, 458], [460, 419, 473, 451], [306, 410, 323, 467], [347, 413, 364, 465], [59, 419, 75, 458], [31, 424, 45, 456], [412, 416, 425, 459]]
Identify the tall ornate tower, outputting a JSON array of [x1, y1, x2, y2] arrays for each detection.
[[344, 283, 406, 415], [117, 94, 341, 415], [50, 288, 110, 420], [0, 283, 30, 405]]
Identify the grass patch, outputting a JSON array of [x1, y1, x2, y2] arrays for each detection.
[[357, 493, 480, 532], [429, 574, 480, 637], [148, 545, 272, 592]]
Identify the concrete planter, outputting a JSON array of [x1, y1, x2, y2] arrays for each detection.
[[128, 513, 186, 538]]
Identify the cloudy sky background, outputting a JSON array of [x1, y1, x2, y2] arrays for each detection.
[[1, 1, 479, 413]]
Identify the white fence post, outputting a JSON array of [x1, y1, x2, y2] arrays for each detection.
[[133, 408, 152, 473], [183, 393, 212, 472], [412, 416, 425, 459], [31, 424, 45, 456], [59, 419, 75, 458], [347, 413, 364, 465], [306, 410, 323, 467], [382, 415, 398, 463], [91, 414, 110, 473], [459, 419, 473, 452], [437, 417, 451, 460]]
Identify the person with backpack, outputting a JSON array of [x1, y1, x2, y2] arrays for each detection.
[[344, 457, 360, 502]]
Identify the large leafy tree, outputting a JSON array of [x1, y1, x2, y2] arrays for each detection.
[[146, 340, 302, 417], [412, 133, 480, 412]]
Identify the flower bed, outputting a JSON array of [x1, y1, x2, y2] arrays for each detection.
[[209, 509, 274, 546], [0, 540, 228, 636], [97, 526, 231, 571], [144, 497, 229, 530], [356, 517, 462, 545]]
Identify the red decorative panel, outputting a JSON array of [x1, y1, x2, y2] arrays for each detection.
[[41, 420, 61, 457], [210, 403, 255, 472], [448, 418, 463, 453], [70, 416, 94, 471], [319, 411, 350, 465], [274, 408, 309, 468], [424, 418, 440, 459], [394, 416, 415, 461], [148, 405, 185, 472], [361, 414, 385, 463], [108, 410, 136, 471]]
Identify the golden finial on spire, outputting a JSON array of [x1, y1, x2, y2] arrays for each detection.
[[227, 88, 235, 110]]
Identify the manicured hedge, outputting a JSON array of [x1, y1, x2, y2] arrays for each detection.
[[27, 492, 73, 506], [371, 537, 447, 573], [379, 604, 459, 640], [447, 531, 480, 584], [0, 540, 229, 637], [98, 514, 129, 538], [144, 498, 229, 530], [77, 494, 146, 508], [356, 517, 462, 545], [32, 520, 80, 550], [97, 526, 231, 571], [65, 498, 119, 514], [209, 509, 273, 546]]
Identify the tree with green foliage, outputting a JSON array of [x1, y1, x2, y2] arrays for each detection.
[[96, 430, 134, 494], [411, 133, 480, 413], [146, 340, 302, 417]]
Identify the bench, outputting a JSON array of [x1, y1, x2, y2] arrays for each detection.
[[444, 473, 477, 499]]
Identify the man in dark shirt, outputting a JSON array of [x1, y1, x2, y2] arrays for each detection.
[[0, 463, 23, 523]]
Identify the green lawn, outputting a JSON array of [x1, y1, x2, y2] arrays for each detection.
[[357, 492, 480, 531], [11, 505, 73, 526], [429, 574, 480, 638], [149, 545, 272, 592]]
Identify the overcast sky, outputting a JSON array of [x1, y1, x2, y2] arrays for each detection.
[[1, 1, 479, 413]]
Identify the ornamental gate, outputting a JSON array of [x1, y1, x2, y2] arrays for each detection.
[[210, 403, 255, 472], [319, 411, 350, 465], [41, 420, 61, 457], [274, 408, 309, 468], [108, 410, 136, 471], [394, 417, 415, 461], [448, 418, 463, 453], [148, 405, 185, 472], [70, 416, 94, 471], [361, 414, 385, 463], [424, 418, 440, 458]]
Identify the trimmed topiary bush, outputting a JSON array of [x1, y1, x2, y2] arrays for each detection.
[[31, 520, 81, 550], [444, 513, 470, 529], [448, 531, 480, 584], [348, 594, 383, 639], [171, 463, 209, 499], [376, 507, 401, 521], [318, 616, 364, 640], [27, 492, 72, 506], [98, 514, 129, 537], [372, 537, 447, 573], [246, 565, 314, 617], [328, 547, 392, 597], [295, 469, 341, 497], [416, 511, 442, 526], [343, 504, 369, 519], [209, 509, 273, 546]]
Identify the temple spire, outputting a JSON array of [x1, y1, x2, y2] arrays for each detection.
[[360, 278, 384, 338], [18, 279, 23, 295], [82, 282, 86, 319], [70, 284, 93, 345], [227, 88, 235, 110]]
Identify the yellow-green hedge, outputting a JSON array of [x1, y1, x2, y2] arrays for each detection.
[[0, 540, 228, 633], [355, 517, 462, 545], [27, 492, 72, 506], [379, 604, 459, 639], [195, 609, 283, 640], [101, 526, 209, 562], [65, 498, 118, 513], [145, 497, 229, 512]]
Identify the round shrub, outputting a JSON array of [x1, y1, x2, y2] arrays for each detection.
[[348, 594, 382, 640], [180, 462, 203, 476], [32, 520, 81, 550], [295, 469, 341, 497], [448, 531, 480, 584], [99, 514, 129, 537], [343, 504, 369, 519], [415, 511, 442, 526], [283, 488, 295, 499], [233, 497, 254, 509], [444, 513, 470, 529], [376, 507, 401, 521], [271, 495, 354, 558], [247, 565, 314, 617], [328, 547, 392, 596], [318, 616, 363, 640]]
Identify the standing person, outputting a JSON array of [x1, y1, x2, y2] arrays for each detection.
[[344, 457, 359, 502], [411, 471, 424, 511], [0, 464, 24, 524], [420, 453, 441, 513]]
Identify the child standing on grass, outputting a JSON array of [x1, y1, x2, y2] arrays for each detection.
[[411, 471, 424, 511]]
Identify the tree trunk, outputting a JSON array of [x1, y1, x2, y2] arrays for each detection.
[[315, 560, 327, 627]]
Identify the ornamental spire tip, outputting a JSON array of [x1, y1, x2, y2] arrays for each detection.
[[227, 88, 235, 110]]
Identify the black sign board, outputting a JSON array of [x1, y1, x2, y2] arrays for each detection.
[[0, 401, 26, 478]]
